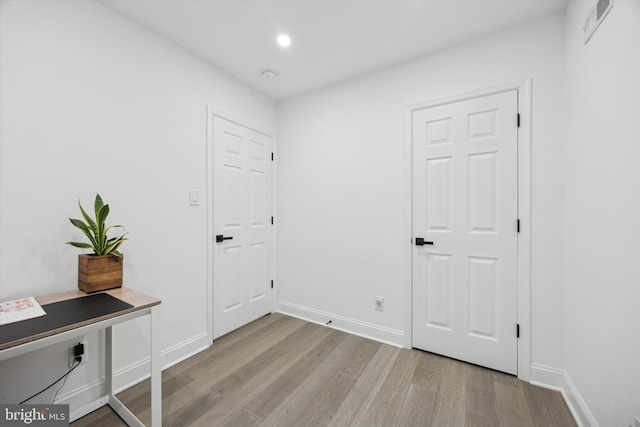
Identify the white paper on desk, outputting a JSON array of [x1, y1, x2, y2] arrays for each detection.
[[0, 296, 46, 325]]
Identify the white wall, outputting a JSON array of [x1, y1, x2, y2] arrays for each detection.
[[277, 13, 566, 371], [563, 1, 640, 426], [0, 0, 276, 415]]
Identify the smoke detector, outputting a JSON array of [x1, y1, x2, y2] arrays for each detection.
[[261, 70, 277, 81]]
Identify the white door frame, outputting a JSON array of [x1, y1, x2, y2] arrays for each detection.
[[205, 105, 277, 345], [403, 79, 532, 380]]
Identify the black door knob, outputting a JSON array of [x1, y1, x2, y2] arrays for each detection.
[[216, 235, 233, 243], [415, 238, 433, 246]]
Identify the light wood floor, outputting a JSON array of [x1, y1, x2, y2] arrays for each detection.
[[72, 313, 576, 427]]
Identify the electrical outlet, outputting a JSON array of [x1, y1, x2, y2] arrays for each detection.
[[375, 296, 384, 312], [69, 341, 87, 367]]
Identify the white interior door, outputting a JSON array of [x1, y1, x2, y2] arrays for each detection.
[[213, 116, 273, 339], [412, 90, 518, 375]]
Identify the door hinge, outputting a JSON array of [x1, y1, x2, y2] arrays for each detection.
[[271, 152, 274, 161], [517, 113, 521, 127], [271, 216, 274, 225], [517, 323, 520, 338], [271, 280, 274, 289], [517, 219, 520, 233]]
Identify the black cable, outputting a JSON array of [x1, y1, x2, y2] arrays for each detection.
[[51, 357, 78, 404], [19, 358, 81, 404]]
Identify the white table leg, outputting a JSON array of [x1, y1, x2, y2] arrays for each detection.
[[105, 326, 114, 397], [106, 322, 146, 427], [150, 306, 161, 426]]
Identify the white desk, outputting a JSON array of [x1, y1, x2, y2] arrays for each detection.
[[0, 287, 161, 426]]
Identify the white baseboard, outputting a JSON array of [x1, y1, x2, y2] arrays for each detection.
[[276, 300, 404, 348], [530, 363, 565, 390], [161, 331, 210, 370], [66, 331, 209, 422], [530, 363, 598, 427], [70, 397, 107, 422], [561, 370, 599, 427]]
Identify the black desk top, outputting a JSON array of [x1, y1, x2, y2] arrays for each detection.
[[0, 293, 133, 347]]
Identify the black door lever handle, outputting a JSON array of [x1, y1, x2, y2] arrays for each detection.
[[415, 238, 433, 246], [216, 235, 233, 243]]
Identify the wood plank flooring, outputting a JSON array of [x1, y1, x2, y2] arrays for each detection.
[[72, 314, 577, 427]]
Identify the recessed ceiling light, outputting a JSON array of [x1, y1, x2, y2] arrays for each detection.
[[277, 34, 291, 47]]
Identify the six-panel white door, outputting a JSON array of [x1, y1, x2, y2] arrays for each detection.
[[412, 90, 519, 375], [213, 116, 272, 339]]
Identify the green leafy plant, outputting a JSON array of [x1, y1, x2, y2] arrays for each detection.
[[67, 194, 127, 258]]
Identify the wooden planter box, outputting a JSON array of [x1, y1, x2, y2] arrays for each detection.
[[78, 254, 123, 293]]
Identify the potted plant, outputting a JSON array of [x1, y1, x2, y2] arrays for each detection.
[[67, 194, 128, 293]]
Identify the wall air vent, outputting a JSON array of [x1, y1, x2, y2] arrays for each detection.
[[584, 0, 613, 44]]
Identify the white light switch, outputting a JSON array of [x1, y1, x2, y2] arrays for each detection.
[[189, 190, 200, 206]]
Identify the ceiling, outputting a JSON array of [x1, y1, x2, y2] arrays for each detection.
[[100, 0, 568, 101]]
